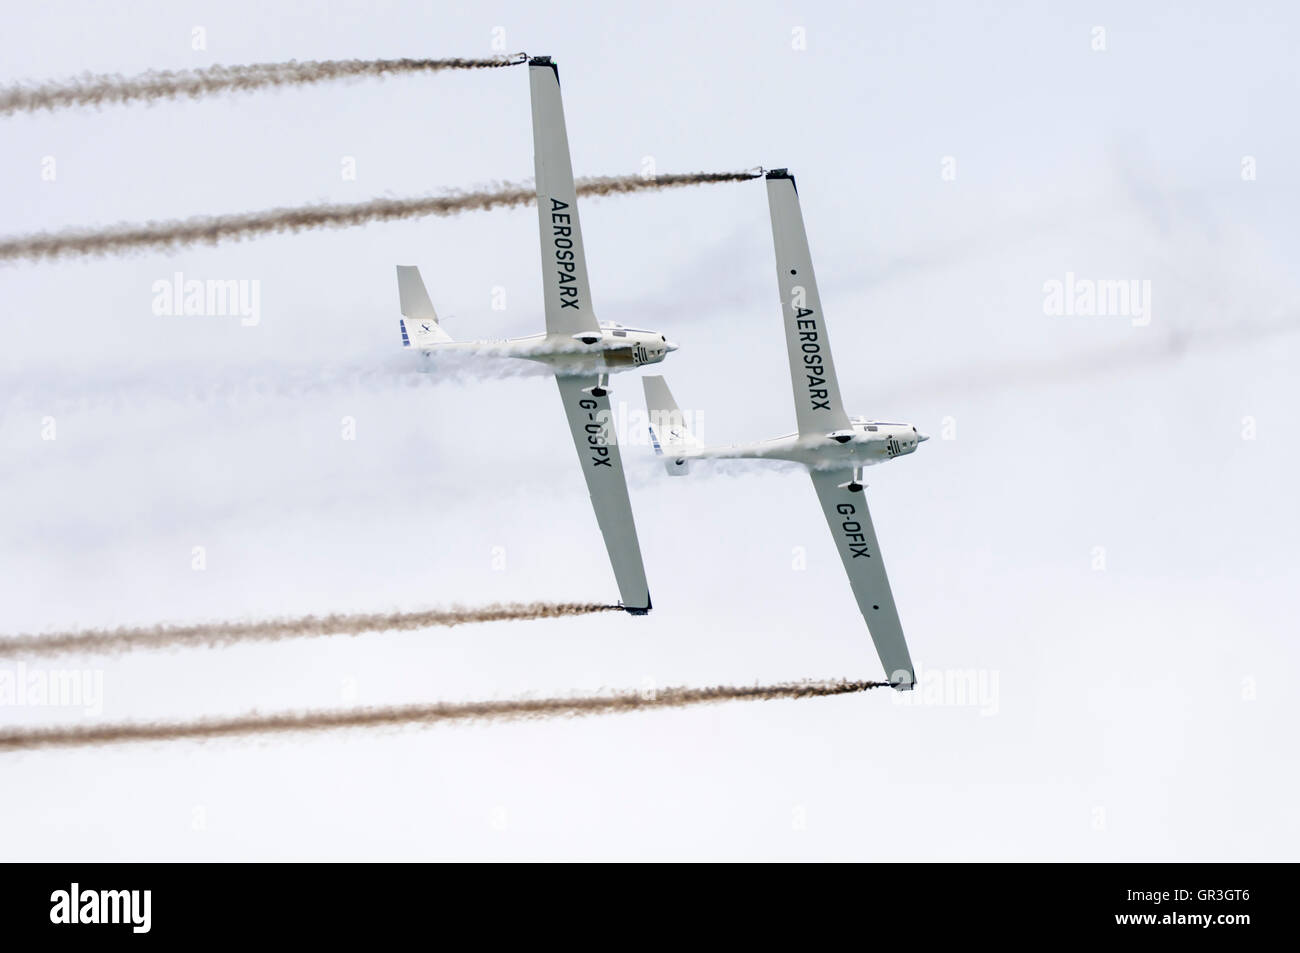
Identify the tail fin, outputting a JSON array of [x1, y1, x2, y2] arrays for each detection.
[[643, 375, 700, 476], [396, 265, 452, 347]]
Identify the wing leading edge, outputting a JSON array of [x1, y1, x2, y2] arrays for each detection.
[[765, 171, 851, 437], [529, 58, 600, 340], [531, 59, 647, 610], [809, 469, 915, 688], [554, 374, 651, 612]]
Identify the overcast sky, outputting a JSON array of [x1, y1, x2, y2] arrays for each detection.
[[1, 0, 1296, 860]]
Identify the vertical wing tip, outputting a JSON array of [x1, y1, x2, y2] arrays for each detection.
[[621, 595, 652, 615], [764, 167, 797, 191], [528, 55, 559, 82]]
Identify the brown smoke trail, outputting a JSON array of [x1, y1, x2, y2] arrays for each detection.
[[0, 679, 889, 752], [0, 602, 620, 660], [0, 55, 525, 116], [0, 171, 760, 264]]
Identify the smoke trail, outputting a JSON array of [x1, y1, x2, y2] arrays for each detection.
[[0, 602, 620, 660], [0, 351, 563, 427], [0, 55, 525, 116], [877, 311, 1300, 406], [0, 679, 889, 752], [0, 172, 760, 264]]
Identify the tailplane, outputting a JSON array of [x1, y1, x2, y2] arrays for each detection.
[[396, 265, 453, 347]]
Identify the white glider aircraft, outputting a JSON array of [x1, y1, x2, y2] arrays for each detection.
[[396, 56, 675, 613], [643, 170, 927, 686]]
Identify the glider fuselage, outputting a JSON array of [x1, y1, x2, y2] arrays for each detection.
[[414, 324, 675, 373], [674, 420, 927, 469]]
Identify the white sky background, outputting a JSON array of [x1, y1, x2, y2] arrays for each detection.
[[1, 0, 1296, 860]]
